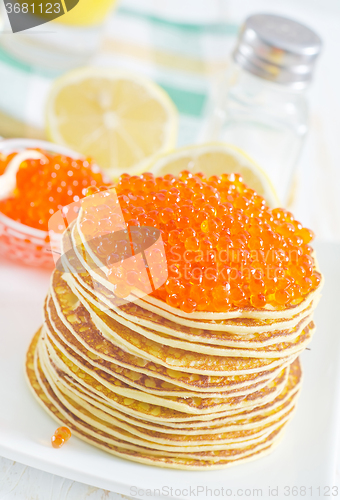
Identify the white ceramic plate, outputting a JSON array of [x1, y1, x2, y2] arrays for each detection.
[[0, 241, 339, 500]]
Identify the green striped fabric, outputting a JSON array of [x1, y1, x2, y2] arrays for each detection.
[[0, 4, 238, 145]]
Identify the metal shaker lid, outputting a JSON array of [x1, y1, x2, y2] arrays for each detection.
[[233, 13, 322, 88]]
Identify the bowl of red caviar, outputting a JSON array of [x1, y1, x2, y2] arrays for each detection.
[[0, 138, 110, 268]]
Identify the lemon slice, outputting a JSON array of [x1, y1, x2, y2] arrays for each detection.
[[148, 143, 280, 207], [46, 67, 178, 178]]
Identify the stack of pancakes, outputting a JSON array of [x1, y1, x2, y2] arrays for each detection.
[[26, 216, 322, 470]]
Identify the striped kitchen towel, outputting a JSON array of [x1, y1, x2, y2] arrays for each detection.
[[0, 0, 238, 146]]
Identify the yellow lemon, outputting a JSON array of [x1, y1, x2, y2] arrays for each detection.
[[46, 67, 178, 178], [148, 143, 280, 207]]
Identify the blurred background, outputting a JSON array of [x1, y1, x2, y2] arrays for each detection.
[[0, 0, 339, 239]]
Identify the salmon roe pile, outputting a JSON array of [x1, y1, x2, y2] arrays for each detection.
[[0, 150, 109, 231], [51, 426, 72, 448], [87, 171, 321, 312]]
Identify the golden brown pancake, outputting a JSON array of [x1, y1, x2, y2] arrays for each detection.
[[24, 215, 321, 469], [26, 329, 297, 469]]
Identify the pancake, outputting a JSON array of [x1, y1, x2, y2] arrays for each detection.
[[39, 346, 294, 450], [63, 267, 315, 359], [26, 329, 295, 469], [25, 174, 322, 469], [47, 271, 298, 395], [46, 299, 292, 399], [63, 225, 321, 334], [39, 329, 290, 417], [70, 220, 323, 321]]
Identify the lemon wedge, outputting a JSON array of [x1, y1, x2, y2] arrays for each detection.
[[46, 67, 178, 178], [148, 143, 280, 207]]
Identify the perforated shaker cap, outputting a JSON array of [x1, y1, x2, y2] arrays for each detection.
[[233, 13, 322, 88]]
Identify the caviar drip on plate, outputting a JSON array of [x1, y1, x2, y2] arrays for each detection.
[[89, 171, 320, 313], [0, 150, 109, 231], [51, 426, 72, 449]]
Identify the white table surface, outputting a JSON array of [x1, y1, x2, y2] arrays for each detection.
[[1, 0, 340, 498]]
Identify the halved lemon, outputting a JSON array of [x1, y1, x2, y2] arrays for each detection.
[[46, 67, 178, 178], [148, 143, 280, 207]]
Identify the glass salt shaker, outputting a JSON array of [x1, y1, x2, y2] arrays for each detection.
[[204, 13, 322, 205]]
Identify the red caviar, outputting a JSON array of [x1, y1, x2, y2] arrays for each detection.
[[83, 171, 321, 312], [51, 426, 72, 448], [0, 150, 109, 231]]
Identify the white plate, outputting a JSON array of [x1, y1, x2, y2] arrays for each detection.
[[0, 241, 339, 500]]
